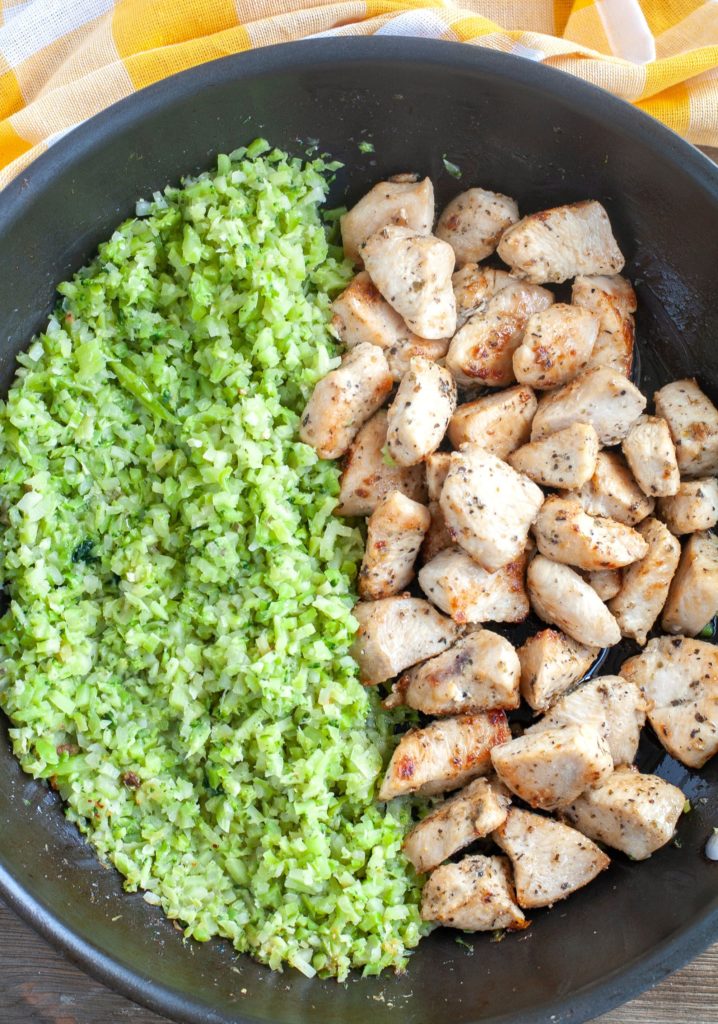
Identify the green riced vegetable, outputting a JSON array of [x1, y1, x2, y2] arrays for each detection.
[[0, 145, 426, 979]]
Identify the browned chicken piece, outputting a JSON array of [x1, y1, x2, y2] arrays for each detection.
[[387, 358, 457, 466], [654, 378, 718, 479], [531, 366, 646, 446], [533, 495, 648, 572], [351, 596, 459, 686], [585, 568, 623, 601], [621, 636, 718, 769], [389, 629, 521, 715], [358, 491, 430, 601], [491, 723, 613, 811], [662, 531, 718, 636], [562, 765, 686, 861], [518, 629, 598, 712], [497, 200, 624, 284], [335, 410, 428, 517], [329, 272, 423, 364], [340, 176, 434, 264], [378, 711, 511, 799], [657, 478, 718, 535], [608, 517, 680, 645], [420, 854, 526, 931], [512, 304, 599, 390], [404, 778, 511, 874], [385, 336, 450, 382], [425, 451, 452, 501], [508, 423, 599, 490], [448, 386, 537, 458], [437, 188, 519, 266], [453, 263, 513, 327], [530, 675, 646, 765], [421, 501, 453, 563], [568, 451, 655, 526], [440, 445, 544, 572], [418, 546, 529, 625], [572, 274, 636, 377], [527, 554, 621, 648], [622, 416, 680, 498], [361, 225, 456, 340], [493, 807, 610, 908]]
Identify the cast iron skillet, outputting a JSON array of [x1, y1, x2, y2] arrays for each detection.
[[0, 37, 717, 1024]]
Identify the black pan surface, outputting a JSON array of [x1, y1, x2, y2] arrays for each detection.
[[0, 37, 717, 1024]]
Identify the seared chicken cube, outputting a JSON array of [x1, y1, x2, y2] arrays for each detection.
[[497, 200, 624, 285], [531, 366, 646, 446], [340, 176, 434, 264], [508, 423, 599, 490], [654, 378, 718, 478], [421, 501, 453, 563], [518, 629, 598, 712], [621, 636, 718, 769], [608, 517, 680, 645], [513, 304, 599, 390], [572, 274, 636, 377], [330, 271, 418, 355], [358, 491, 430, 600], [585, 568, 623, 601], [404, 778, 511, 873], [378, 711, 510, 799], [448, 386, 537, 459], [299, 343, 393, 460], [420, 854, 526, 931], [622, 416, 680, 498], [387, 358, 457, 466], [335, 410, 427, 517], [446, 310, 526, 388], [569, 451, 654, 526], [657, 478, 718, 535], [351, 596, 459, 686], [527, 554, 621, 648], [426, 451, 452, 501], [419, 546, 529, 625], [453, 263, 513, 327], [361, 225, 456, 339], [563, 765, 685, 861], [437, 188, 519, 266], [662, 531, 718, 636], [532, 495, 648, 571], [440, 445, 544, 572], [493, 807, 610, 908], [384, 335, 449, 382]]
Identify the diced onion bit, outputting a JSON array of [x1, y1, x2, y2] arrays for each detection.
[[0, 145, 427, 980]]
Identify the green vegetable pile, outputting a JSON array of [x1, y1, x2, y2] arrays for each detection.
[[0, 143, 426, 979]]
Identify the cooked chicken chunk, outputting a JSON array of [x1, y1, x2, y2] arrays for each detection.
[[387, 358, 457, 466], [330, 271, 419, 356], [657, 478, 718, 535], [358, 491, 430, 600], [621, 636, 718, 768], [335, 410, 427, 517], [662, 531, 718, 636], [361, 225, 456, 339], [404, 778, 511, 873], [531, 366, 646, 446], [340, 176, 434, 264], [384, 335, 449, 382], [497, 200, 624, 284], [418, 546, 529, 625], [378, 711, 510, 799], [493, 807, 610, 908], [654, 378, 718, 478], [622, 416, 680, 498], [453, 263, 513, 327], [518, 629, 598, 712], [569, 451, 654, 526], [572, 274, 636, 377], [421, 501, 453, 563], [527, 554, 621, 648], [351, 596, 459, 686], [532, 495, 648, 572], [390, 630, 521, 715], [420, 854, 526, 931], [448, 386, 537, 458], [488, 279, 556, 319], [440, 445, 544, 572], [491, 723, 612, 811], [513, 304, 599, 390], [425, 451, 452, 501], [437, 188, 519, 266], [585, 568, 623, 601], [508, 423, 599, 490], [608, 517, 680, 645], [563, 766, 685, 861]]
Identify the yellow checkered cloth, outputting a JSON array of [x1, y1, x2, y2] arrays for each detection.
[[1, 1, 717, 189]]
